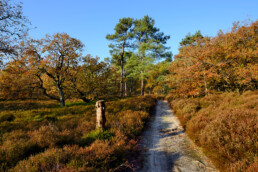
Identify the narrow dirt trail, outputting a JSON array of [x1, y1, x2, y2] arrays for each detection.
[[135, 100, 217, 172]]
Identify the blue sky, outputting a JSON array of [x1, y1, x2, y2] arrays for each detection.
[[22, 0, 258, 60]]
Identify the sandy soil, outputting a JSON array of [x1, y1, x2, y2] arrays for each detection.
[[135, 100, 217, 172]]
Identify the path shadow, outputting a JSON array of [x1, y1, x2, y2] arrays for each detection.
[[160, 129, 185, 138], [133, 148, 182, 172]]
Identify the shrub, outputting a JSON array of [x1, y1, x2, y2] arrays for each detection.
[[11, 146, 76, 172], [199, 109, 257, 169], [0, 130, 41, 170], [29, 125, 78, 148], [169, 91, 258, 171], [0, 95, 157, 171], [118, 110, 149, 138]]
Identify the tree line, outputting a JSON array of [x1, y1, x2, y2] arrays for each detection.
[[1, 0, 256, 106], [168, 21, 257, 98], [0, 0, 171, 106]]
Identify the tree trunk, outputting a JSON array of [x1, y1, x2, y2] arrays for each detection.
[[124, 71, 127, 97], [141, 71, 144, 96], [129, 78, 132, 97], [120, 42, 125, 97], [82, 97, 91, 103], [120, 62, 123, 97], [57, 84, 65, 107], [141, 52, 145, 96]]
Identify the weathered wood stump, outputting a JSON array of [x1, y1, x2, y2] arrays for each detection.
[[96, 100, 106, 130]]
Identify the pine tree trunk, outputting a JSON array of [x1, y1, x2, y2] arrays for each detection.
[[57, 84, 65, 107], [124, 72, 127, 97], [141, 52, 145, 96], [120, 42, 125, 97], [141, 71, 144, 96], [129, 79, 132, 97], [120, 64, 123, 97]]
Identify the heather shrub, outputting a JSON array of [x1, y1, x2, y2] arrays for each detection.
[[170, 98, 199, 127], [199, 109, 257, 169], [169, 91, 258, 171], [74, 119, 95, 135], [1, 96, 156, 171], [82, 140, 115, 169], [0, 130, 40, 170], [11, 146, 76, 172], [11, 139, 137, 171], [118, 110, 149, 138], [29, 125, 78, 148], [0, 121, 28, 144]]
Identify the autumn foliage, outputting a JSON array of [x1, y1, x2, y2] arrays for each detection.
[[169, 20, 258, 97], [167, 20, 258, 171], [1, 2, 257, 170]]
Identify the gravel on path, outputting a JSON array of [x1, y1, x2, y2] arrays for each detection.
[[135, 100, 217, 172]]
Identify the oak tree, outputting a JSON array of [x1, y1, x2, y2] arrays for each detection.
[[169, 20, 258, 97], [0, 0, 30, 67], [25, 33, 84, 106], [68, 55, 111, 102]]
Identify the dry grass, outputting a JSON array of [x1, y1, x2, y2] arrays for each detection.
[[168, 91, 258, 171]]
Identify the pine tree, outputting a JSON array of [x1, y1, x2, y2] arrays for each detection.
[[106, 17, 134, 97], [133, 15, 171, 95]]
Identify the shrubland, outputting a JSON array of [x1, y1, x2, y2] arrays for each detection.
[[1, 1, 257, 171], [167, 20, 258, 171], [0, 96, 156, 171], [0, 4, 169, 171], [169, 91, 257, 171]]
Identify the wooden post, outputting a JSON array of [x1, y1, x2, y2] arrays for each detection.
[[96, 100, 106, 130]]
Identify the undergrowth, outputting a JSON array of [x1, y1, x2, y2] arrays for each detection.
[[0, 95, 156, 171]]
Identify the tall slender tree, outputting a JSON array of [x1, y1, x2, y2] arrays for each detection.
[[106, 17, 133, 97], [133, 15, 171, 95]]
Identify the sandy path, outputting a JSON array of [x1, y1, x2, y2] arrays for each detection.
[[135, 100, 217, 172]]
